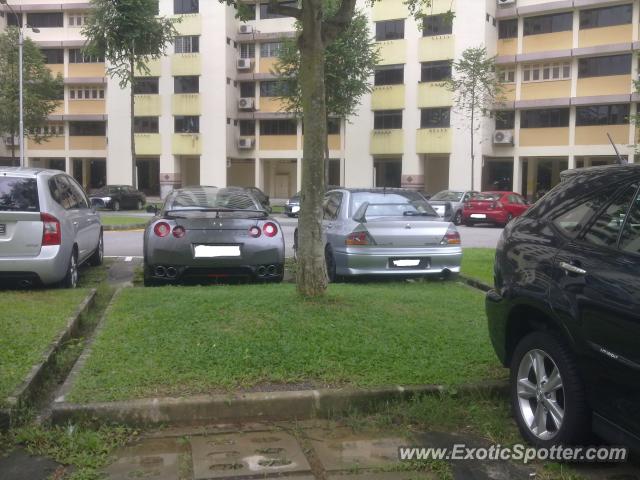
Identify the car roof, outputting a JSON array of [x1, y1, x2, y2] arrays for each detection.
[[560, 164, 640, 181], [0, 167, 58, 178], [328, 188, 423, 194]]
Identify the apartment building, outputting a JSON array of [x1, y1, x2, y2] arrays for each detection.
[[0, 0, 636, 200]]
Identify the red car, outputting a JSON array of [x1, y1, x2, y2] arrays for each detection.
[[462, 191, 530, 227]]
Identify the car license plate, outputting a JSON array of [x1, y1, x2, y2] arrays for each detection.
[[390, 258, 427, 269], [434, 206, 444, 215], [292, 205, 300, 213], [470, 214, 486, 219], [393, 259, 420, 267], [0, 224, 5, 236], [194, 245, 241, 258]]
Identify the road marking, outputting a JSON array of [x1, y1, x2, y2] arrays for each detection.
[[104, 255, 143, 259]]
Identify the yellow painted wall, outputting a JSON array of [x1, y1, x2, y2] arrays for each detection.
[[575, 124, 629, 145], [259, 57, 278, 74], [417, 83, 452, 107], [371, 85, 405, 109], [134, 134, 162, 155], [68, 100, 106, 115], [522, 32, 572, 53], [519, 127, 569, 146], [328, 134, 341, 150], [69, 136, 107, 150], [418, 36, 455, 62], [259, 97, 287, 113], [171, 54, 201, 76], [136, 58, 161, 77], [174, 14, 201, 35], [520, 80, 570, 100], [500, 85, 516, 102], [46, 64, 64, 76], [497, 39, 517, 56], [576, 75, 631, 96], [27, 136, 64, 150], [172, 94, 201, 115], [377, 40, 406, 65], [578, 24, 632, 48], [372, 0, 408, 21], [134, 95, 162, 116], [416, 128, 452, 154], [68, 63, 105, 78], [172, 133, 201, 155], [370, 130, 404, 154], [51, 101, 65, 116], [423, 0, 454, 15], [259, 135, 297, 150]]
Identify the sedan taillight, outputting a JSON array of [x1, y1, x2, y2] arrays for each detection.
[[346, 231, 372, 246], [263, 222, 278, 237], [41, 213, 61, 246], [441, 226, 461, 245], [154, 222, 171, 237], [249, 226, 261, 238]]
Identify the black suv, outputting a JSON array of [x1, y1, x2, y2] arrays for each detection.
[[487, 165, 640, 450]]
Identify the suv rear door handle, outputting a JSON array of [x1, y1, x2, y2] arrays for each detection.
[[559, 261, 587, 276]]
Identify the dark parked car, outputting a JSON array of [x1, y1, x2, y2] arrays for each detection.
[[487, 164, 640, 450], [284, 191, 301, 217], [89, 185, 146, 211]]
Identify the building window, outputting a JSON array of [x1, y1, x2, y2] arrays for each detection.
[[7, 13, 22, 27], [41, 49, 64, 64], [520, 108, 570, 128], [68, 13, 89, 27], [31, 124, 64, 136], [240, 43, 255, 59], [260, 81, 285, 97], [69, 121, 106, 136], [174, 35, 200, 54], [421, 60, 452, 82], [68, 86, 105, 100], [240, 81, 255, 97], [522, 62, 571, 82], [27, 12, 63, 28], [423, 14, 452, 37], [523, 12, 573, 36], [260, 42, 283, 58], [327, 118, 341, 135], [420, 108, 450, 128], [498, 19, 518, 39], [239, 120, 255, 136], [260, 119, 297, 135], [174, 0, 199, 14], [134, 117, 159, 133], [174, 76, 199, 93], [259, 1, 297, 19], [374, 110, 403, 129], [495, 111, 515, 129], [497, 66, 516, 83], [576, 104, 630, 126], [69, 49, 105, 63], [580, 4, 632, 30], [374, 65, 404, 86], [375, 19, 404, 41], [175, 116, 200, 133], [133, 77, 159, 94], [578, 54, 631, 78]]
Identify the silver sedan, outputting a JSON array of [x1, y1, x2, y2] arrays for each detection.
[[143, 186, 284, 286], [295, 188, 462, 280]]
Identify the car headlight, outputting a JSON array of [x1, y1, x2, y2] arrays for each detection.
[[101, 196, 112, 202]]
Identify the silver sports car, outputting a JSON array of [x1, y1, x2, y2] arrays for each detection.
[[143, 186, 284, 286], [294, 188, 462, 280]]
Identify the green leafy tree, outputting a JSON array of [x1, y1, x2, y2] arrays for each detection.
[[0, 28, 63, 164], [442, 46, 502, 190], [83, 0, 178, 188], [274, 9, 380, 185]]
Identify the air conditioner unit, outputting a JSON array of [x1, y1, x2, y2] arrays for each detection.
[[493, 130, 514, 145], [239, 24, 253, 34], [238, 97, 255, 110], [237, 58, 252, 70], [238, 137, 255, 149], [497, 0, 516, 6]]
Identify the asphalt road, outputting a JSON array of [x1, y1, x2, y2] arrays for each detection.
[[104, 216, 503, 258]]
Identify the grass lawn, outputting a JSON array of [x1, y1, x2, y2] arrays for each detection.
[[0, 288, 90, 405], [271, 205, 285, 214], [68, 281, 502, 403], [99, 215, 149, 227], [461, 248, 496, 286]]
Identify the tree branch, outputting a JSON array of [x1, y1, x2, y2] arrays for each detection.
[[323, 0, 357, 44], [267, 0, 302, 20]]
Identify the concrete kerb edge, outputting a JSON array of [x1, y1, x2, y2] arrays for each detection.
[[459, 275, 493, 293], [102, 224, 147, 231], [50, 380, 509, 427], [0, 288, 97, 430]]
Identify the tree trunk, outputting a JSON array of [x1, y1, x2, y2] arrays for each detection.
[[130, 57, 137, 189], [296, 0, 328, 297]]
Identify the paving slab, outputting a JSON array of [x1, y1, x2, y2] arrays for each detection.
[[190, 431, 311, 479], [105, 438, 188, 480], [0, 448, 62, 480], [308, 427, 407, 472]]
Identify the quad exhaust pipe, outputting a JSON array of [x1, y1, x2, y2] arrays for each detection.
[[154, 266, 167, 277], [166, 267, 177, 279], [256, 265, 278, 277], [154, 266, 178, 278]]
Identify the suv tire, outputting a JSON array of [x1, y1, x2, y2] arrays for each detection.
[[61, 250, 78, 289], [88, 231, 104, 266]]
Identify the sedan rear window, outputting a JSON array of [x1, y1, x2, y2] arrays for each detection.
[[474, 193, 502, 201], [168, 187, 260, 212], [431, 190, 463, 202], [0, 177, 39, 212], [350, 191, 436, 217]]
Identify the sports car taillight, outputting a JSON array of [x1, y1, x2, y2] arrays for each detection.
[[172, 226, 185, 238], [441, 226, 461, 245], [263, 222, 278, 237], [346, 231, 371, 246], [41, 213, 61, 246], [249, 226, 261, 238], [154, 222, 171, 237]]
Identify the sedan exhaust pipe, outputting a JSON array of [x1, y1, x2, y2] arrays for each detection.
[[256, 266, 267, 277], [154, 266, 166, 277], [267, 265, 277, 276], [166, 267, 178, 279], [19, 280, 32, 287]]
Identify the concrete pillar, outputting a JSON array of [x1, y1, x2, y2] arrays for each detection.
[[552, 158, 561, 186], [159, 153, 180, 199], [568, 154, 576, 170], [65, 156, 71, 175], [401, 153, 425, 191], [512, 156, 522, 194], [254, 157, 262, 189], [296, 156, 302, 191]]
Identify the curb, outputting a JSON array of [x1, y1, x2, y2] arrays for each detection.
[[50, 380, 509, 427], [459, 275, 492, 292], [0, 289, 97, 430], [103, 224, 147, 231]]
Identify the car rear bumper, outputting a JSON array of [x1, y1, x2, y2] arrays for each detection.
[[334, 246, 462, 276], [0, 245, 67, 285], [463, 210, 508, 224]]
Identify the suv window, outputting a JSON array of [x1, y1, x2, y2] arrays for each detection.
[[552, 187, 617, 238], [620, 190, 640, 255], [67, 177, 90, 209], [323, 192, 342, 221], [0, 177, 39, 212], [583, 184, 638, 248]]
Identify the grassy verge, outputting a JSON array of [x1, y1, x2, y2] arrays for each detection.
[[99, 216, 149, 227], [461, 248, 496, 286], [68, 281, 502, 403], [271, 205, 285, 214]]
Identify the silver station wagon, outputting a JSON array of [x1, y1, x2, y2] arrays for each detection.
[[295, 188, 462, 280], [0, 168, 103, 288]]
